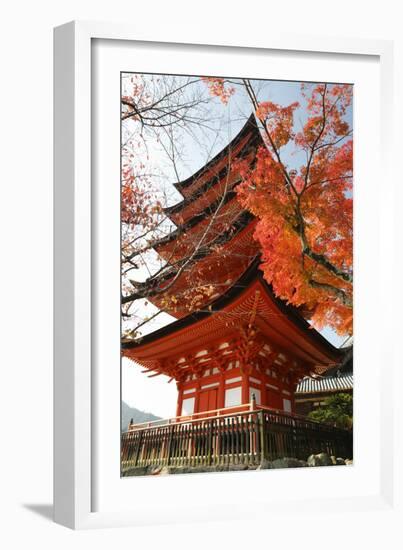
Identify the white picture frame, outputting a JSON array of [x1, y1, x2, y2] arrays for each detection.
[[54, 21, 398, 531]]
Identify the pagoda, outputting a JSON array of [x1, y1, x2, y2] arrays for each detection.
[[122, 115, 343, 420]]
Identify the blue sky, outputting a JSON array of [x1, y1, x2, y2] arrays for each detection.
[[166, 78, 352, 192]]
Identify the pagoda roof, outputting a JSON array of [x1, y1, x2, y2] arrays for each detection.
[[165, 114, 263, 214], [153, 202, 254, 252], [163, 164, 252, 218], [122, 258, 343, 373], [124, 210, 257, 305], [152, 116, 262, 260]]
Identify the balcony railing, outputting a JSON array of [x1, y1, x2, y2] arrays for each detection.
[[121, 404, 352, 474]]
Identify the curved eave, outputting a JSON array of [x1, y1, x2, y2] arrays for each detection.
[[122, 258, 261, 349], [169, 113, 261, 196], [165, 136, 261, 217], [122, 214, 257, 307], [153, 200, 253, 252], [122, 258, 343, 366]]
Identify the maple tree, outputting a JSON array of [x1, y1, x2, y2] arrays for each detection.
[[203, 78, 353, 335], [201, 76, 235, 104]]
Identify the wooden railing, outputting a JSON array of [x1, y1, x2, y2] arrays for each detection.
[[125, 403, 257, 431], [121, 406, 352, 473]]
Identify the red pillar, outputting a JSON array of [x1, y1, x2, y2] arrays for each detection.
[[259, 367, 268, 407], [194, 378, 201, 413], [241, 369, 250, 404], [218, 372, 225, 409], [176, 387, 183, 417]]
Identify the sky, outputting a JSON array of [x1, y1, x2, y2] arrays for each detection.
[[121, 74, 353, 419]]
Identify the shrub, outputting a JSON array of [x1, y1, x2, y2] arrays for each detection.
[[307, 393, 353, 429]]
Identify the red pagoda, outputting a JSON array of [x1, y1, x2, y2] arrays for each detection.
[[122, 115, 343, 420]]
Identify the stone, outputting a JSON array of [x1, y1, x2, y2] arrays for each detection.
[[307, 452, 334, 467], [122, 466, 149, 477], [214, 464, 230, 472], [148, 465, 163, 475], [336, 457, 346, 465], [271, 457, 308, 469], [330, 455, 337, 465], [259, 459, 273, 470], [175, 466, 196, 474], [345, 459, 354, 465]]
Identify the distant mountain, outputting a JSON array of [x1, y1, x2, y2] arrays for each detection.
[[121, 401, 161, 432]]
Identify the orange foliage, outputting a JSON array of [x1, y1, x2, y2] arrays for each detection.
[[121, 153, 162, 229], [201, 77, 235, 104], [235, 83, 353, 335], [255, 101, 299, 148]]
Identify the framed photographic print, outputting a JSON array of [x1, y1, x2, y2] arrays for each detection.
[[119, 73, 354, 478], [54, 21, 397, 531]]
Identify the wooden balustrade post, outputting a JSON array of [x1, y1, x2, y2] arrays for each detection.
[[134, 430, 143, 467], [166, 424, 174, 466], [259, 410, 267, 464], [208, 420, 213, 466]]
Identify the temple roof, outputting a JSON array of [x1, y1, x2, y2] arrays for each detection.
[[127, 212, 257, 305], [296, 374, 353, 395], [122, 258, 343, 375], [171, 114, 261, 194], [153, 204, 254, 252], [161, 115, 263, 236], [143, 116, 263, 315]]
